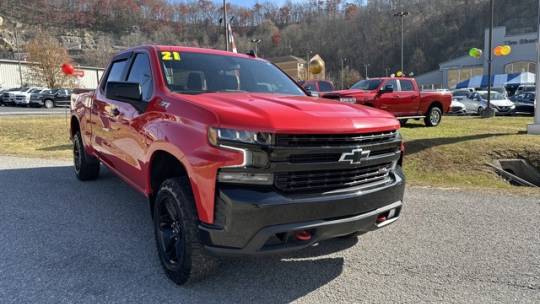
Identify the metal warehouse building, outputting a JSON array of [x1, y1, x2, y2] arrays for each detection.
[[0, 59, 104, 89], [416, 26, 537, 89]]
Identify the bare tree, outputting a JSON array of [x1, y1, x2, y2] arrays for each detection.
[[25, 32, 74, 88]]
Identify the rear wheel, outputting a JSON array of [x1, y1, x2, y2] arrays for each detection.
[[424, 106, 442, 127], [73, 132, 100, 180], [154, 178, 217, 285]]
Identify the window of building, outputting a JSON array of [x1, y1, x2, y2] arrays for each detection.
[[447, 66, 483, 88], [504, 61, 536, 74]]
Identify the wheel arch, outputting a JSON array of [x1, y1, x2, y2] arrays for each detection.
[[70, 116, 80, 140], [147, 149, 200, 219], [426, 100, 443, 114]]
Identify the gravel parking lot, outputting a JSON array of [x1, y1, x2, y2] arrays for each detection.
[[0, 156, 538, 303]]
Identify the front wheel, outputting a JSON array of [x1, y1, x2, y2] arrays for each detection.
[[154, 178, 217, 285], [424, 106, 442, 127], [44, 99, 54, 109], [73, 132, 100, 180]]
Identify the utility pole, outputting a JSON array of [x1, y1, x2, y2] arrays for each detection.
[[363, 63, 370, 79], [385, 67, 390, 77], [14, 28, 23, 87], [528, 0, 540, 134], [340, 57, 347, 89], [482, 0, 495, 117], [305, 51, 312, 80], [223, 0, 229, 51], [393, 11, 408, 72]]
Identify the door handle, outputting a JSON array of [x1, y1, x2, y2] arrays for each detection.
[[105, 104, 120, 117]]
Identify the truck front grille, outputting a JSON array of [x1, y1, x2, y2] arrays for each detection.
[[275, 131, 398, 147], [271, 130, 401, 193], [275, 162, 393, 192]]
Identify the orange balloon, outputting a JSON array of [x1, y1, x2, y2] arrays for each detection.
[[493, 46, 500, 56]]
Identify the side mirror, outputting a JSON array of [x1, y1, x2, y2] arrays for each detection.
[[106, 81, 142, 103], [379, 84, 394, 94]]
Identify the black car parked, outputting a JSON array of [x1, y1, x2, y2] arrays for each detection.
[[510, 92, 536, 114], [32, 89, 72, 108]]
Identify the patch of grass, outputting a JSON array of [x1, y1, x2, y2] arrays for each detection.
[[400, 116, 540, 189], [0, 115, 539, 190], [0, 115, 72, 159]]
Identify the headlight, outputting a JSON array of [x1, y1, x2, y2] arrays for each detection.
[[208, 127, 272, 146], [339, 97, 356, 103]]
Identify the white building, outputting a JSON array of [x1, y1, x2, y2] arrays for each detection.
[[0, 59, 104, 89]]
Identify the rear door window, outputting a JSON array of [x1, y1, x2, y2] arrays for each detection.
[[399, 80, 415, 91]]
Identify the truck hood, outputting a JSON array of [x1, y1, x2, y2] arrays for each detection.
[[174, 92, 399, 133]]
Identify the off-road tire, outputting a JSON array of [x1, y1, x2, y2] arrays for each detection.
[[73, 132, 100, 180], [153, 178, 217, 285]]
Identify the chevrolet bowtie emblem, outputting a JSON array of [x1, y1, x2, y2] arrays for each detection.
[[339, 149, 371, 164]]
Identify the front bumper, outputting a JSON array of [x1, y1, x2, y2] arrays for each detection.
[[200, 167, 405, 256]]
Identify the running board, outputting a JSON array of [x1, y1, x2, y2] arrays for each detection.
[[398, 115, 425, 120]]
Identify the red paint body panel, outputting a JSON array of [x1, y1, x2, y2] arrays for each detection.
[[322, 77, 451, 117], [71, 45, 401, 224]]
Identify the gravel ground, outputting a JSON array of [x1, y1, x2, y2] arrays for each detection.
[[0, 156, 538, 303]]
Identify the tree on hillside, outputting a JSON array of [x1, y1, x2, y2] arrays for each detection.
[[25, 33, 74, 88]]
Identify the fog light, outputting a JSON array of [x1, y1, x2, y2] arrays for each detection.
[[218, 172, 273, 185]]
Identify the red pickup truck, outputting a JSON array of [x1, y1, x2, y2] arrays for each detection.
[[322, 77, 452, 127], [70, 45, 405, 284]]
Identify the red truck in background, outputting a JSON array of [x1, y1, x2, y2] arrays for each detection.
[[71, 45, 405, 285], [323, 77, 452, 127], [297, 79, 335, 97]]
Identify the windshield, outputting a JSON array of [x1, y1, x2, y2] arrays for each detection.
[[480, 92, 505, 100], [159, 51, 305, 96], [350, 79, 382, 90]]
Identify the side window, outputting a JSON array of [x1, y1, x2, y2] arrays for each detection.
[[318, 81, 334, 92], [103, 60, 128, 90], [304, 83, 316, 91], [127, 53, 153, 102], [385, 79, 398, 90], [399, 80, 414, 91]]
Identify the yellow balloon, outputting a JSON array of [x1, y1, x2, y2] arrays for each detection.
[[501, 45, 511, 56], [396, 71, 403, 77], [309, 58, 323, 74]]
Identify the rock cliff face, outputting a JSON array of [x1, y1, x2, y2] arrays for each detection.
[[0, 14, 113, 67]]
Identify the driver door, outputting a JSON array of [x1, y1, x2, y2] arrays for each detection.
[[92, 52, 154, 191], [375, 79, 400, 114]]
